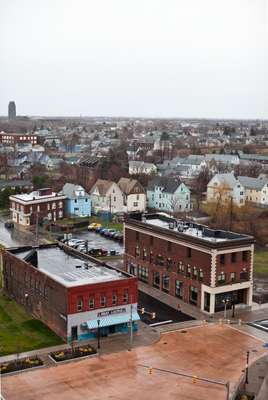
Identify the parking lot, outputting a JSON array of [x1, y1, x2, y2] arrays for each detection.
[[2, 324, 265, 400], [138, 291, 194, 325], [64, 230, 123, 255]]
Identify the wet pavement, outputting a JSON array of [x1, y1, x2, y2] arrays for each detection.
[[1, 324, 266, 400], [0, 216, 31, 247], [68, 230, 123, 254], [138, 291, 194, 325]]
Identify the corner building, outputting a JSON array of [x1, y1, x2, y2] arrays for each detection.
[[124, 214, 254, 314]]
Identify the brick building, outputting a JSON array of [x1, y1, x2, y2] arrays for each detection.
[[2, 244, 139, 341], [0, 132, 38, 146], [9, 188, 66, 226], [124, 213, 255, 314]]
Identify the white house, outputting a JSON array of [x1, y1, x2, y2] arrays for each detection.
[[118, 177, 146, 213], [207, 173, 245, 206], [90, 179, 124, 214], [237, 176, 268, 206], [129, 161, 157, 175]]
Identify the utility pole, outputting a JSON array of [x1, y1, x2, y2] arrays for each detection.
[[129, 302, 133, 350], [245, 351, 250, 384]]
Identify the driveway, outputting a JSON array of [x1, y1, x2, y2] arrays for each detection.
[[2, 324, 266, 400]]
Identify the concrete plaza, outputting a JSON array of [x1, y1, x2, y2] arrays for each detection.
[[1, 324, 266, 400]]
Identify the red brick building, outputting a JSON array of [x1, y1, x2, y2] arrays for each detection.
[[124, 214, 254, 314], [0, 132, 38, 145], [2, 244, 139, 341], [9, 188, 66, 226]]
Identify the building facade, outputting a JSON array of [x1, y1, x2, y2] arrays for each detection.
[[61, 183, 91, 217], [2, 244, 139, 342], [90, 179, 124, 214], [147, 176, 191, 213], [118, 177, 146, 213], [0, 132, 38, 146], [207, 173, 245, 206], [124, 214, 254, 314], [9, 188, 66, 226]]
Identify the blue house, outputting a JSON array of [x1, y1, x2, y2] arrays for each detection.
[[147, 176, 191, 213], [61, 183, 91, 217]]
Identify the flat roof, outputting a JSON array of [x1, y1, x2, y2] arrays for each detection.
[[10, 191, 65, 202], [14, 246, 126, 287], [126, 213, 254, 247]]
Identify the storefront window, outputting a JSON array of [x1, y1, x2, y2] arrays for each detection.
[[175, 280, 183, 299], [153, 271, 160, 288], [189, 286, 198, 305]]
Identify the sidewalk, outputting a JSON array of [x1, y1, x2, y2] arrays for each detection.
[[0, 321, 160, 365]]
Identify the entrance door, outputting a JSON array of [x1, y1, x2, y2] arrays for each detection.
[[71, 326, 78, 341], [109, 325, 116, 334]]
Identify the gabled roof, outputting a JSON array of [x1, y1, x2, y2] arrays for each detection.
[[61, 183, 90, 199], [118, 177, 145, 195], [237, 176, 268, 191], [147, 176, 182, 193], [208, 173, 239, 189], [90, 179, 114, 196]]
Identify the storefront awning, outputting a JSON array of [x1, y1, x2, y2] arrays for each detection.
[[86, 311, 140, 330]]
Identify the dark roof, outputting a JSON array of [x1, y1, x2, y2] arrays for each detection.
[[0, 180, 33, 189], [147, 176, 182, 193]]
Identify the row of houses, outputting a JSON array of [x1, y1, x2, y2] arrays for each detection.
[[207, 173, 268, 207], [9, 176, 192, 227]]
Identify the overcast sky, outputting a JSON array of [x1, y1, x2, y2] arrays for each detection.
[[1, 0, 267, 119]]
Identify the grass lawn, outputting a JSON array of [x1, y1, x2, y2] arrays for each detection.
[[57, 216, 89, 225], [254, 250, 268, 277], [0, 293, 63, 356], [89, 216, 123, 232]]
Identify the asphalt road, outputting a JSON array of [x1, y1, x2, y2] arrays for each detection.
[[73, 230, 123, 254], [138, 291, 195, 325]]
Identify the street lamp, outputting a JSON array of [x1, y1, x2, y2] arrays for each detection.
[[245, 349, 258, 385], [97, 318, 100, 349], [222, 298, 230, 320]]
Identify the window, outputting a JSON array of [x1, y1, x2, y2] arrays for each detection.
[[37, 205, 40, 212], [199, 269, 204, 281], [162, 275, 170, 293], [113, 196, 116, 202], [137, 194, 139, 200], [155, 255, 164, 266], [150, 236, 154, 246], [167, 241, 172, 251], [52, 202, 56, 209], [123, 289, 129, 304], [77, 297, 83, 312], [153, 271, 160, 288], [100, 295, 107, 307], [187, 247, 192, 258], [220, 254, 225, 265], [177, 262, 184, 274], [189, 286, 198, 305], [175, 280, 183, 299], [231, 253, 236, 263], [149, 251, 153, 263], [240, 269, 248, 281], [138, 266, 148, 283], [112, 292, 117, 306], [89, 297, 94, 309], [133, 202, 138, 207], [186, 265, 191, 277], [217, 272, 225, 284], [167, 258, 173, 269], [230, 272, 236, 283], [242, 251, 248, 262], [143, 248, 147, 260], [193, 267, 197, 279], [47, 203, 50, 210], [135, 245, 140, 257]]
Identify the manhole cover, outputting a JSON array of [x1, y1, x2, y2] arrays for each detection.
[[163, 342, 167, 345], [180, 330, 187, 333]]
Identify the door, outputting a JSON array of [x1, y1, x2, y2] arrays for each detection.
[[71, 326, 78, 341]]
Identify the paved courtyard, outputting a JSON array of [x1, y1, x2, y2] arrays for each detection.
[[1, 324, 266, 400]]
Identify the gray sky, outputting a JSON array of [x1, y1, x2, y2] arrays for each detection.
[[1, 0, 268, 119]]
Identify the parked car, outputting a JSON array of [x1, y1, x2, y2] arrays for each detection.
[[104, 229, 116, 238], [95, 226, 104, 233], [4, 221, 14, 229], [88, 222, 102, 231], [100, 228, 109, 236], [88, 248, 108, 257], [68, 239, 85, 248]]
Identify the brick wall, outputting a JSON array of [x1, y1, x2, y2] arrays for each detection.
[[2, 251, 68, 340]]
